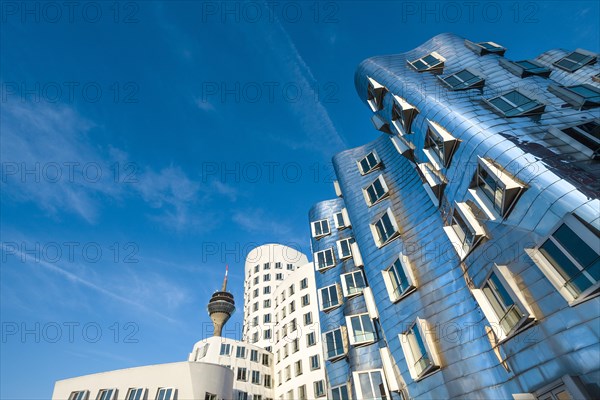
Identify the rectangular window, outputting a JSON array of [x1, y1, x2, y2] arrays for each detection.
[[263, 262, 270, 270], [264, 274, 271, 282], [485, 90, 545, 117], [314, 380, 326, 398], [341, 270, 367, 297], [253, 288, 259, 298], [408, 52, 445, 73], [499, 58, 551, 78], [424, 120, 459, 169], [219, 343, 231, 355], [290, 319, 297, 332], [440, 69, 484, 90], [69, 391, 88, 400], [382, 255, 416, 302], [275, 262, 282, 269], [287, 263, 294, 271], [96, 389, 116, 400], [264, 329, 272, 339], [237, 368, 248, 381], [336, 237, 355, 260], [300, 278, 308, 289], [289, 301, 295, 313], [358, 151, 381, 175], [293, 337, 299, 352], [264, 314, 271, 323], [367, 77, 387, 112], [529, 215, 600, 302], [125, 388, 144, 400], [253, 302, 258, 312], [264, 286, 271, 294], [250, 349, 258, 362], [319, 284, 341, 311], [301, 294, 310, 306], [285, 366, 291, 381], [314, 248, 336, 271], [289, 284, 295, 295], [363, 175, 389, 206], [334, 208, 351, 229], [276, 273, 284, 280], [310, 354, 320, 370], [253, 277, 259, 285], [254, 265, 260, 273], [324, 327, 347, 361], [298, 385, 307, 400], [156, 388, 174, 400], [307, 331, 316, 346], [371, 209, 400, 247], [549, 84, 600, 110], [346, 313, 376, 345], [251, 370, 261, 384], [443, 202, 486, 260], [236, 346, 246, 359], [264, 374, 272, 388], [553, 49, 597, 72], [391, 95, 418, 135], [312, 219, 331, 238], [353, 370, 389, 400], [331, 385, 349, 400], [558, 120, 600, 159], [465, 40, 506, 56], [304, 312, 313, 325], [470, 157, 525, 219], [236, 392, 248, 400], [294, 360, 303, 376], [262, 353, 270, 366], [400, 319, 440, 380]]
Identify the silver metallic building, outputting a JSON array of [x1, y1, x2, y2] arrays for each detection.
[[309, 33, 599, 399]]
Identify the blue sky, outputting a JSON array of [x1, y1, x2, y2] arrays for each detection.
[[1, 1, 598, 398]]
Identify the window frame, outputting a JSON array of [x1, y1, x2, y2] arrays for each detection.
[[336, 237, 356, 260], [391, 95, 418, 135], [363, 174, 390, 206], [443, 202, 487, 260], [156, 388, 175, 400], [311, 218, 331, 239], [357, 150, 382, 176], [370, 208, 400, 248], [366, 77, 387, 112], [301, 293, 310, 306], [407, 51, 445, 73], [499, 58, 551, 78], [319, 283, 342, 312], [330, 384, 349, 400], [553, 49, 597, 72], [334, 208, 351, 229], [341, 270, 367, 298], [125, 389, 145, 400], [346, 313, 377, 346], [96, 389, 117, 400], [438, 68, 485, 91], [309, 354, 321, 370], [322, 326, 348, 361], [551, 119, 600, 160], [548, 83, 600, 110], [399, 318, 441, 381], [484, 89, 545, 117], [423, 120, 459, 169], [382, 253, 417, 302], [314, 248, 336, 272], [69, 391, 89, 400], [465, 40, 506, 56], [352, 369, 391, 400], [525, 214, 600, 304], [314, 380, 326, 398]]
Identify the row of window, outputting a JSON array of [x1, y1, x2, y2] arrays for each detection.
[[218, 344, 271, 366], [276, 380, 325, 399], [69, 388, 173, 400], [235, 367, 272, 388], [311, 209, 351, 239], [275, 353, 321, 379], [250, 262, 294, 276]]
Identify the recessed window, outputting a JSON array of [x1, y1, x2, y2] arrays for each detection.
[[292, 336, 299, 351], [219, 343, 231, 355], [298, 385, 307, 400], [204, 393, 217, 400], [408, 52, 445, 73], [417, 162, 447, 207], [465, 40, 506, 56], [391, 95, 418, 135], [287, 263, 294, 270], [262, 353, 270, 366], [264, 374, 272, 388], [473, 266, 535, 341], [499, 59, 551, 78], [346, 313, 377, 345], [68, 391, 89, 400], [250, 349, 258, 362], [424, 120, 459, 169], [314, 380, 326, 398], [548, 84, 600, 110], [263, 314, 271, 323], [236, 392, 248, 400], [553, 49, 597, 72], [289, 301, 295, 313], [303, 312, 313, 325], [236, 346, 246, 358], [485, 89, 545, 117], [341, 270, 367, 297], [307, 331, 316, 346], [469, 157, 525, 219], [300, 277, 308, 289], [367, 77, 387, 112], [331, 385, 349, 400], [314, 248, 336, 272], [353, 370, 390, 400], [156, 388, 175, 400], [289, 284, 295, 296], [319, 283, 342, 311], [399, 319, 441, 380], [370, 208, 400, 248], [263, 262, 270, 270], [363, 175, 390, 206], [336, 237, 355, 260], [301, 294, 310, 306], [264, 329, 271, 339], [323, 327, 347, 361], [527, 215, 600, 303], [276, 273, 283, 280], [334, 208, 351, 229], [275, 262, 282, 269], [309, 354, 320, 370], [443, 202, 487, 260], [125, 388, 144, 400], [263, 298, 270, 308], [358, 151, 381, 175], [253, 276, 259, 285], [237, 367, 248, 381], [555, 120, 600, 159], [251, 370, 261, 384], [382, 254, 417, 302], [263, 286, 271, 294], [254, 265, 259, 273], [439, 69, 484, 90], [96, 389, 116, 400], [311, 219, 331, 238]]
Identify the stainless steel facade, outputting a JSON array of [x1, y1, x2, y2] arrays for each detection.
[[309, 33, 599, 399]]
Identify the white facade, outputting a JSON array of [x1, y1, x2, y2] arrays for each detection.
[[52, 361, 233, 400], [242, 244, 308, 350], [189, 336, 274, 400]]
